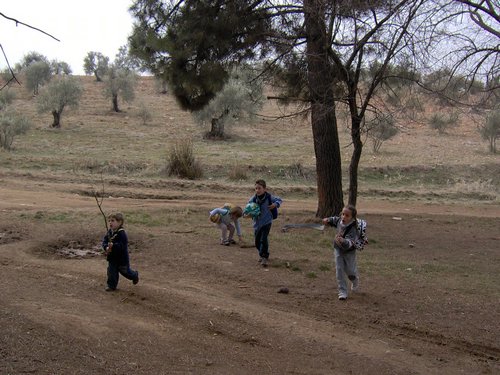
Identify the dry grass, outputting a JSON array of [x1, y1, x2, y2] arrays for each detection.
[[1, 75, 499, 202]]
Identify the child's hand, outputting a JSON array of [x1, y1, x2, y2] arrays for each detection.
[[334, 235, 344, 246], [104, 243, 113, 255], [269, 203, 276, 209], [322, 218, 329, 225]]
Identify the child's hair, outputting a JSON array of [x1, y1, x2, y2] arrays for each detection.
[[255, 179, 267, 189], [344, 204, 357, 220], [230, 206, 243, 218], [108, 212, 125, 225]]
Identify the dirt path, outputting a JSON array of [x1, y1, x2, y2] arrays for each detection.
[[1, 177, 499, 374]]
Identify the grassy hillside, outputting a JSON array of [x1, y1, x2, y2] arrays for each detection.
[[1, 75, 498, 204]]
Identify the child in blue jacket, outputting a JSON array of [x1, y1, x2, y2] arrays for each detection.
[[102, 212, 139, 291], [247, 179, 282, 267]]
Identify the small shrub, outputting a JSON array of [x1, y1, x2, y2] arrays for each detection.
[[368, 113, 398, 153], [428, 112, 459, 134], [0, 89, 15, 110], [166, 139, 203, 179], [306, 271, 317, 279], [0, 110, 31, 150], [478, 109, 499, 153], [137, 102, 152, 125], [284, 163, 307, 179], [228, 164, 248, 181]]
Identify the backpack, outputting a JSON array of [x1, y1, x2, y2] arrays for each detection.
[[344, 219, 368, 251], [252, 193, 278, 220]]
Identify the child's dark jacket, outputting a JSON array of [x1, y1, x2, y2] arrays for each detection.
[[102, 228, 130, 266]]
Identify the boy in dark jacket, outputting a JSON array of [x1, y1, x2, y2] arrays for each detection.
[[102, 212, 139, 291]]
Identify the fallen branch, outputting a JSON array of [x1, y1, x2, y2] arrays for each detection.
[[281, 223, 325, 232]]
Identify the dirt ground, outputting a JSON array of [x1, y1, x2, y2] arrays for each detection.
[[0, 174, 499, 375]]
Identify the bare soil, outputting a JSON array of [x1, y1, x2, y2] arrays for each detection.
[[1, 173, 499, 375], [1, 74, 499, 374]]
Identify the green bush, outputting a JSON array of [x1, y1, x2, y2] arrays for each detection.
[[479, 110, 499, 153], [368, 112, 399, 153], [166, 140, 203, 179], [428, 112, 459, 134], [0, 110, 31, 150]]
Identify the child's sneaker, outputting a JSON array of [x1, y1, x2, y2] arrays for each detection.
[[261, 258, 268, 267], [105, 286, 116, 292], [222, 240, 230, 246], [338, 292, 347, 300], [228, 239, 237, 244], [133, 272, 139, 285]]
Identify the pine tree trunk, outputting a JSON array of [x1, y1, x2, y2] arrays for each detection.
[[304, 0, 344, 217]]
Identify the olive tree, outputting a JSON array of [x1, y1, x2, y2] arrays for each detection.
[[102, 65, 137, 112], [83, 52, 109, 82], [0, 109, 31, 150], [193, 68, 264, 139], [24, 60, 52, 95], [37, 76, 83, 128]]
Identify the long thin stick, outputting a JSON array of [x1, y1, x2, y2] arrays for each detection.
[[93, 175, 108, 232]]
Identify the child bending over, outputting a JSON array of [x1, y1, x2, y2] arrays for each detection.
[[209, 205, 243, 245]]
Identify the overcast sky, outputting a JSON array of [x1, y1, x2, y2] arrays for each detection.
[[0, 0, 135, 75]]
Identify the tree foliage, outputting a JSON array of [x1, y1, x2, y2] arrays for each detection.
[[0, 109, 31, 150], [129, 0, 269, 111], [24, 60, 52, 95], [103, 65, 137, 112], [37, 76, 83, 128], [83, 52, 110, 82], [193, 67, 264, 138]]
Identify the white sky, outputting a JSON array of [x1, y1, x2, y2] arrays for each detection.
[[0, 0, 135, 75]]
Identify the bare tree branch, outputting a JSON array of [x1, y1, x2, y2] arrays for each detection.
[[0, 11, 60, 90], [0, 12, 60, 41]]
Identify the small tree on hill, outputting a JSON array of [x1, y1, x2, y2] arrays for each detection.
[[0, 109, 31, 150], [103, 65, 137, 112], [479, 109, 499, 153], [24, 60, 52, 95], [17, 51, 49, 69], [193, 68, 264, 139], [83, 52, 109, 82], [37, 76, 83, 128], [51, 60, 72, 75], [367, 113, 399, 153]]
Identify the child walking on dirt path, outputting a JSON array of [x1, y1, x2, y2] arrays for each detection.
[[102, 212, 139, 291], [209, 204, 243, 245], [322, 205, 360, 301], [246, 179, 282, 267]]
